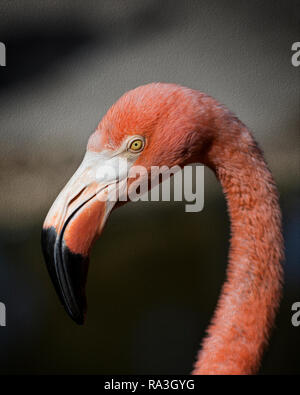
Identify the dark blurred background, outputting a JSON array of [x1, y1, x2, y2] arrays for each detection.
[[0, 0, 299, 374]]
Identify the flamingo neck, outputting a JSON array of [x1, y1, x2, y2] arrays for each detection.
[[193, 118, 284, 374]]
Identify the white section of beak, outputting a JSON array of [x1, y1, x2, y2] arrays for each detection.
[[43, 150, 133, 232], [69, 150, 130, 188]]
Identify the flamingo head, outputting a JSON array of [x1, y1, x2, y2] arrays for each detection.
[[42, 83, 212, 324]]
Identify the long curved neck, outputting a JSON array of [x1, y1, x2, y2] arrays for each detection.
[[193, 114, 284, 374]]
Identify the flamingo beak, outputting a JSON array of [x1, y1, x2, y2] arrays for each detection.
[[41, 150, 128, 324]]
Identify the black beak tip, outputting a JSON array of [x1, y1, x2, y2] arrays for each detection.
[[41, 227, 65, 306], [41, 226, 89, 326], [73, 313, 85, 325]]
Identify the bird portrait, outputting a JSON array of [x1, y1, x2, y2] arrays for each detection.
[[0, 1, 298, 378], [42, 83, 284, 374]]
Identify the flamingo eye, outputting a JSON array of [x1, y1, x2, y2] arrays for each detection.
[[128, 137, 144, 153]]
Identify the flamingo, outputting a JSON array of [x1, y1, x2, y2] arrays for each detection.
[[42, 83, 284, 375]]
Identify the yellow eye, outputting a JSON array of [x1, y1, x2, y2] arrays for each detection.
[[128, 138, 144, 152]]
